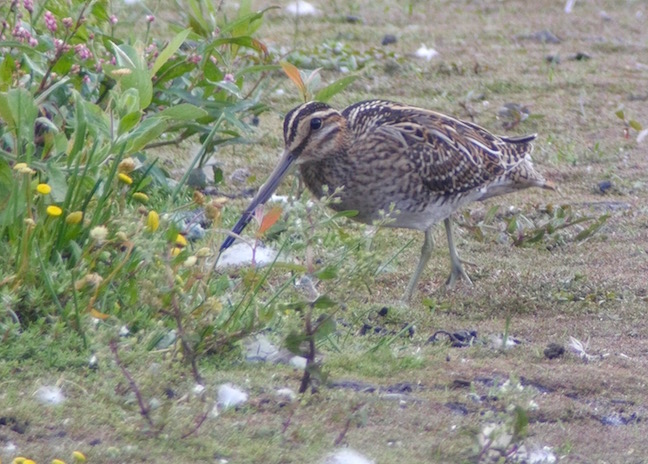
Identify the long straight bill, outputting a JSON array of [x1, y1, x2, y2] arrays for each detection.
[[219, 150, 296, 251]]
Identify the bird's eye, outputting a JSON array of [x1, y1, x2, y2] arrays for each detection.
[[310, 118, 322, 130]]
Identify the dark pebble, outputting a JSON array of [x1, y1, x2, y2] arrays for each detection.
[[451, 379, 472, 389], [544, 342, 565, 359], [571, 52, 591, 61], [378, 306, 389, 317], [598, 180, 613, 194], [381, 34, 397, 46], [345, 15, 363, 24], [545, 54, 561, 64], [445, 401, 469, 415]]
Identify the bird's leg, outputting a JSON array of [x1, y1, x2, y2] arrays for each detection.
[[444, 218, 473, 288], [402, 228, 434, 302]]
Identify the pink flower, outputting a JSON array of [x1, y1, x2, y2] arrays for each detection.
[[146, 14, 155, 23], [28, 36, 38, 47], [188, 53, 201, 64], [223, 73, 235, 83], [109, 15, 118, 25], [23, 0, 33, 13], [83, 75, 91, 84], [74, 43, 92, 60], [44, 11, 57, 32], [62, 17, 73, 28]]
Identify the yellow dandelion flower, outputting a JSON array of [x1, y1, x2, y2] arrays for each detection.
[[118, 157, 136, 173], [52, 459, 67, 464], [175, 233, 187, 247], [12, 457, 27, 464], [37, 183, 52, 195], [23, 460, 36, 464], [118, 173, 133, 185], [146, 210, 159, 232], [72, 451, 86, 462], [132, 192, 149, 203], [66, 211, 83, 224], [46, 205, 63, 217], [171, 247, 183, 257]]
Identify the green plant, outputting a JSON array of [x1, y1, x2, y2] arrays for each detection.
[[0, 0, 274, 350]]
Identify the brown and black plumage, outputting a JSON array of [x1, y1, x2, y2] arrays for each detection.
[[220, 100, 555, 301]]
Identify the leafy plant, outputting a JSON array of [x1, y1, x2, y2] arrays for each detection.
[[0, 0, 275, 352]]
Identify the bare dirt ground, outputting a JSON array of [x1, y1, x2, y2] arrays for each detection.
[[2, 0, 648, 462]]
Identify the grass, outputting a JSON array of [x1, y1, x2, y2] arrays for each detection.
[[2, 0, 648, 462]]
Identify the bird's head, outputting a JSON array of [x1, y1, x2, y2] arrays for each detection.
[[219, 101, 346, 251]]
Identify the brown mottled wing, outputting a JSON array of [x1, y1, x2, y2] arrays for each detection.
[[373, 108, 533, 196]]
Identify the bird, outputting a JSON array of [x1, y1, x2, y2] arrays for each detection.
[[219, 99, 555, 302]]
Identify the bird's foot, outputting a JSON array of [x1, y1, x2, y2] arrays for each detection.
[[445, 265, 473, 289]]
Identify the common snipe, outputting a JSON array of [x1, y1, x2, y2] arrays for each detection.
[[220, 100, 555, 301]]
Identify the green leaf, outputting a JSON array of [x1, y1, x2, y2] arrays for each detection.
[[151, 28, 192, 77], [215, 81, 243, 99], [121, 68, 153, 110], [157, 103, 209, 121], [629, 120, 642, 131], [120, 117, 168, 153], [512, 405, 529, 440], [315, 266, 338, 280], [46, 164, 68, 203], [284, 330, 308, 355], [312, 295, 337, 309], [574, 214, 609, 241], [314, 315, 336, 340], [118, 111, 143, 135], [329, 210, 359, 219], [7, 88, 39, 137], [614, 109, 625, 120], [314, 75, 359, 102], [0, 54, 14, 91], [0, 159, 12, 209]]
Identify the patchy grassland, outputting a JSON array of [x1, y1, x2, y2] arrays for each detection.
[[2, 0, 648, 462]]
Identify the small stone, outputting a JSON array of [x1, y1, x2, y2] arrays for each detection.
[[228, 167, 250, 185], [289, 356, 307, 370], [88, 354, 99, 370], [276, 388, 297, 402], [345, 15, 363, 24], [545, 54, 561, 64], [285, 0, 318, 16], [381, 34, 397, 46], [187, 168, 207, 188], [218, 384, 248, 409], [415, 44, 439, 61], [244, 334, 280, 363], [378, 306, 389, 317], [324, 449, 375, 464], [156, 330, 177, 349], [571, 52, 591, 61], [599, 10, 612, 21], [544, 343, 565, 359], [526, 29, 561, 44], [35, 386, 65, 405], [598, 180, 613, 194]]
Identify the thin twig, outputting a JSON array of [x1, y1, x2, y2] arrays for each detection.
[[109, 339, 156, 430]]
